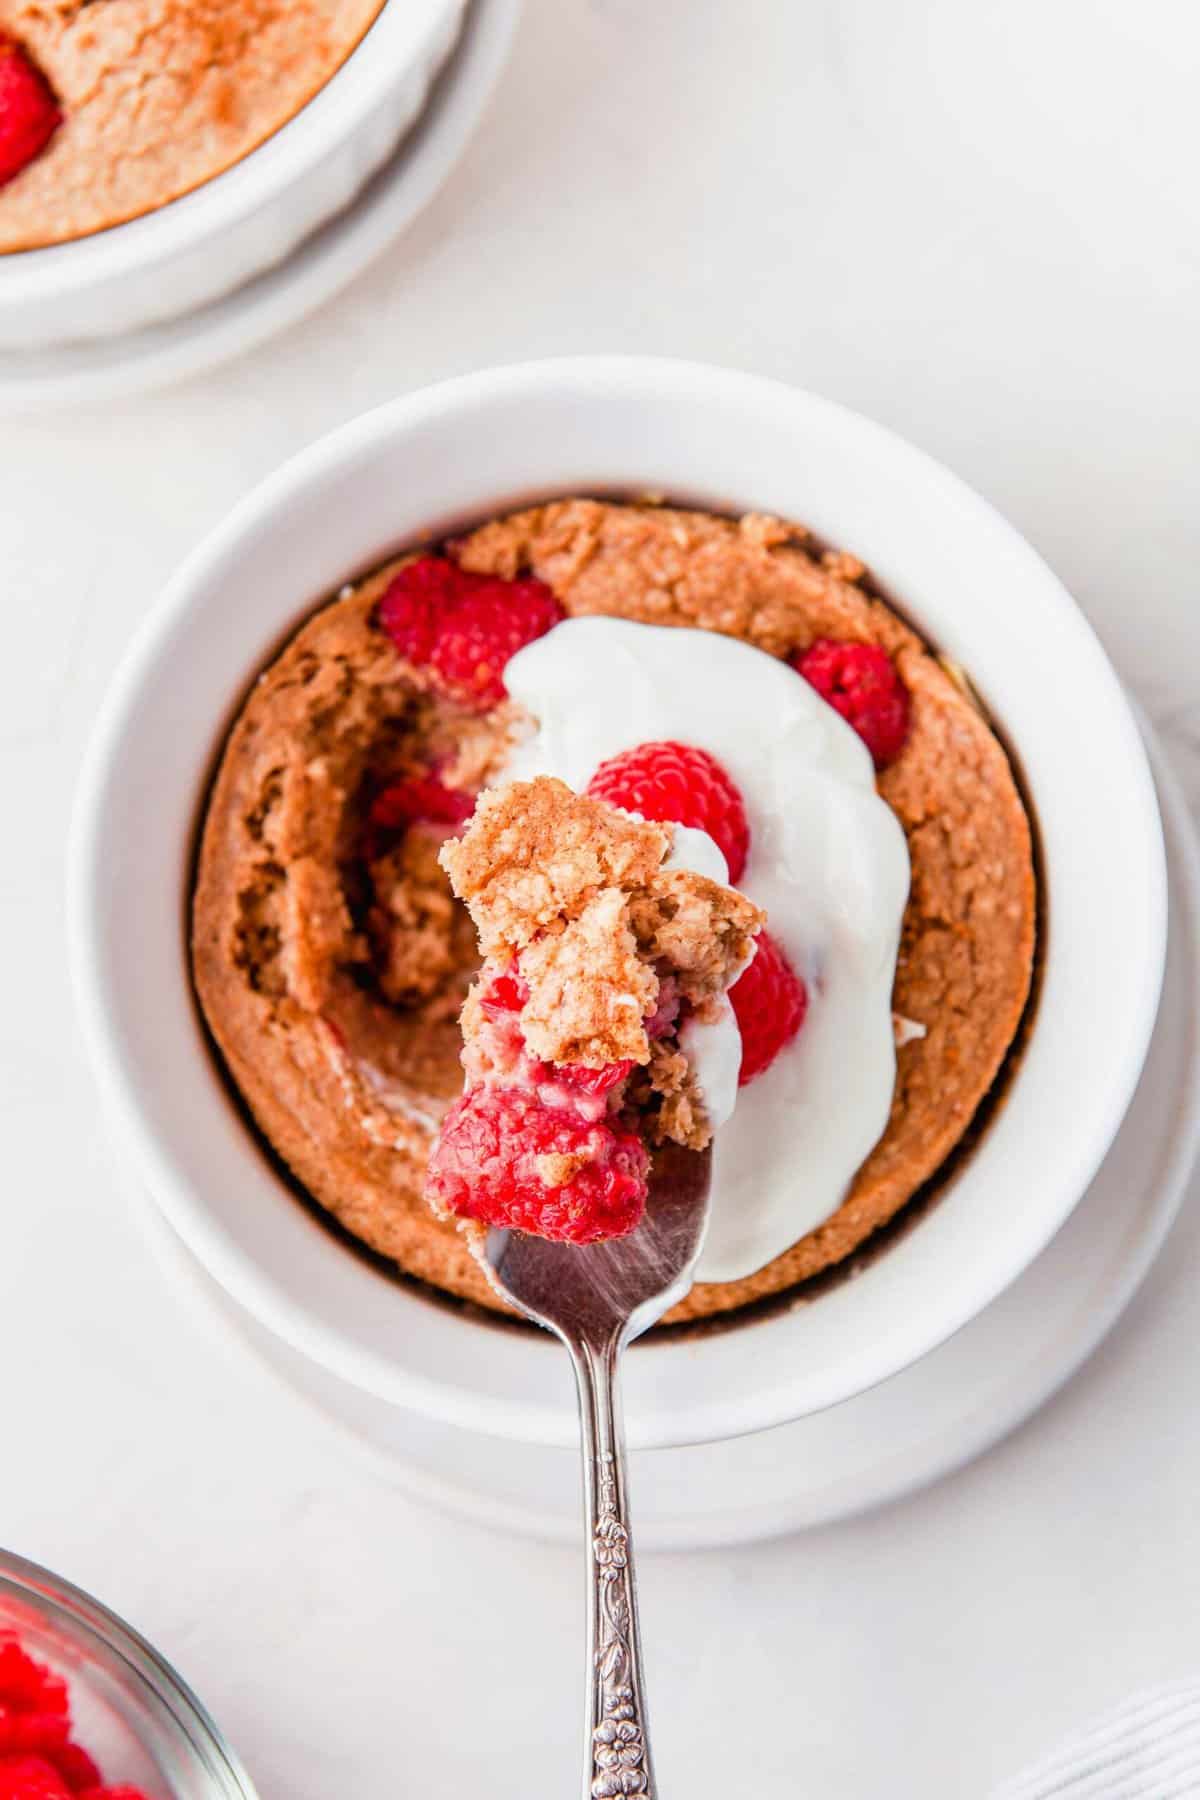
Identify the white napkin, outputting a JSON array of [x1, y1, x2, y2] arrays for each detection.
[[995, 1679, 1200, 1798]]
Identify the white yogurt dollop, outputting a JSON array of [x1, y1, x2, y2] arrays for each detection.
[[503, 617, 911, 1282]]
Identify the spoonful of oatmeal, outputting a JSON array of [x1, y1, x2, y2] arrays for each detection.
[[424, 773, 761, 1797]]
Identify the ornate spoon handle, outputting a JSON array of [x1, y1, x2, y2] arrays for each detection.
[[570, 1334, 656, 1800]]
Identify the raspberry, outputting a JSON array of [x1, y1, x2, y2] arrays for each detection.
[[0, 1639, 151, 1799], [481, 968, 528, 1015], [367, 775, 475, 834], [586, 742, 750, 881], [0, 37, 61, 189], [791, 638, 910, 769], [0, 1717, 70, 1759], [375, 554, 449, 666], [379, 555, 563, 708], [0, 1645, 66, 1717], [427, 1086, 648, 1242], [532, 1059, 636, 1124], [470, 967, 633, 1116], [546, 1060, 634, 1099], [730, 929, 807, 1085], [43, 1743, 100, 1792], [0, 1759, 71, 1800]]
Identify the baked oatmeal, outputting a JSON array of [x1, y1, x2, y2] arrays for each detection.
[[0, 0, 385, 251], [191, 499, 1037, 1324]]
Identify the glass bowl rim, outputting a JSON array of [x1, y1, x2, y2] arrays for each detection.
[[0, 1546, 259, 1798]]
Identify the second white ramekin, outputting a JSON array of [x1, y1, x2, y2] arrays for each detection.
[[0, 0, 466, 351]]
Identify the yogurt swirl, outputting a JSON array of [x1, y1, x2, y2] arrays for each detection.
[[503, 617, 910, 1282]]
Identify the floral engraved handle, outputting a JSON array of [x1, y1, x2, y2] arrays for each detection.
[[574, 1338, 655, 1800]]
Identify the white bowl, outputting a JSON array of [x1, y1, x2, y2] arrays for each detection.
[[0, 0, 466, 351], [69, 357, 1168, 1451]]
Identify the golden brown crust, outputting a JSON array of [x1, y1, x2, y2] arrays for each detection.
[[192, 501, 1037, 1325], [0, 0, 384, 252]]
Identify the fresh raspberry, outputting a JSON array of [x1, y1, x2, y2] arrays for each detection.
[[730, 929, 807, 1085], [378, 555, 563, 708], [791, 638, 910, 769], [375, 554, 450, 666], [0, 1645, 67, 1716], [0, 37, 61, 189], [43, 1742, 100, 1792], [0, 1717, 70, 1759], [0, 1758, 71, 1800], [427, 1086, 648, 1243], [430, 575, 562, 707], [367, 775, 475, 834], [586, 742, 750, 881]]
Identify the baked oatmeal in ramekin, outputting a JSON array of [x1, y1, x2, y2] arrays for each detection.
[[0, 0, 387, 249]]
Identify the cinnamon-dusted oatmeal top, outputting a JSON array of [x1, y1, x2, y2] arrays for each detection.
[[443, 777, 763, 1070], [0, 0, 385, 251]]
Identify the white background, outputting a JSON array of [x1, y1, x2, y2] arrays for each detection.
[[4, 1, 1200, 1794]]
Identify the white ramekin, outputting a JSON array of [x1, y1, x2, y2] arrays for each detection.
[[0, 0, 466, 351], [69, 358, 1168, 1452]]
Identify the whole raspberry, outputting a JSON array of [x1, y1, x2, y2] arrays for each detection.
[[730, 929, 807, 1085], [0, 1643, 67, 1716], [426, 1086, 648, 1243], [0, 1717, 70, 1759], [0, 37, 61, 189], [586, 741, 751, 882], [375, 554, 451, 667], [379, 555, 563, 708], [367, 775, 475, 835], [0, 1758, 72, 1800], [50, 1745, 101, 1792], [791, 638, 910, 769]]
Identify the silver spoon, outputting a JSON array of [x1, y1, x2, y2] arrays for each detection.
[[484, 1141, 713, 1800]]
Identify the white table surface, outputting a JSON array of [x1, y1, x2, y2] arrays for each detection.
[[4, 2, 1200, 1794]]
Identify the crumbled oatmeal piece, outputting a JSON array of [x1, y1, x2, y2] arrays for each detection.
[[441, 776, 762, 1071], [424, 775, 764, 1244], [439, 777, 671, 958]]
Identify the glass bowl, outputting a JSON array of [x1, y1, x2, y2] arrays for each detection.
[[0, 1549, 258, 1798]]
